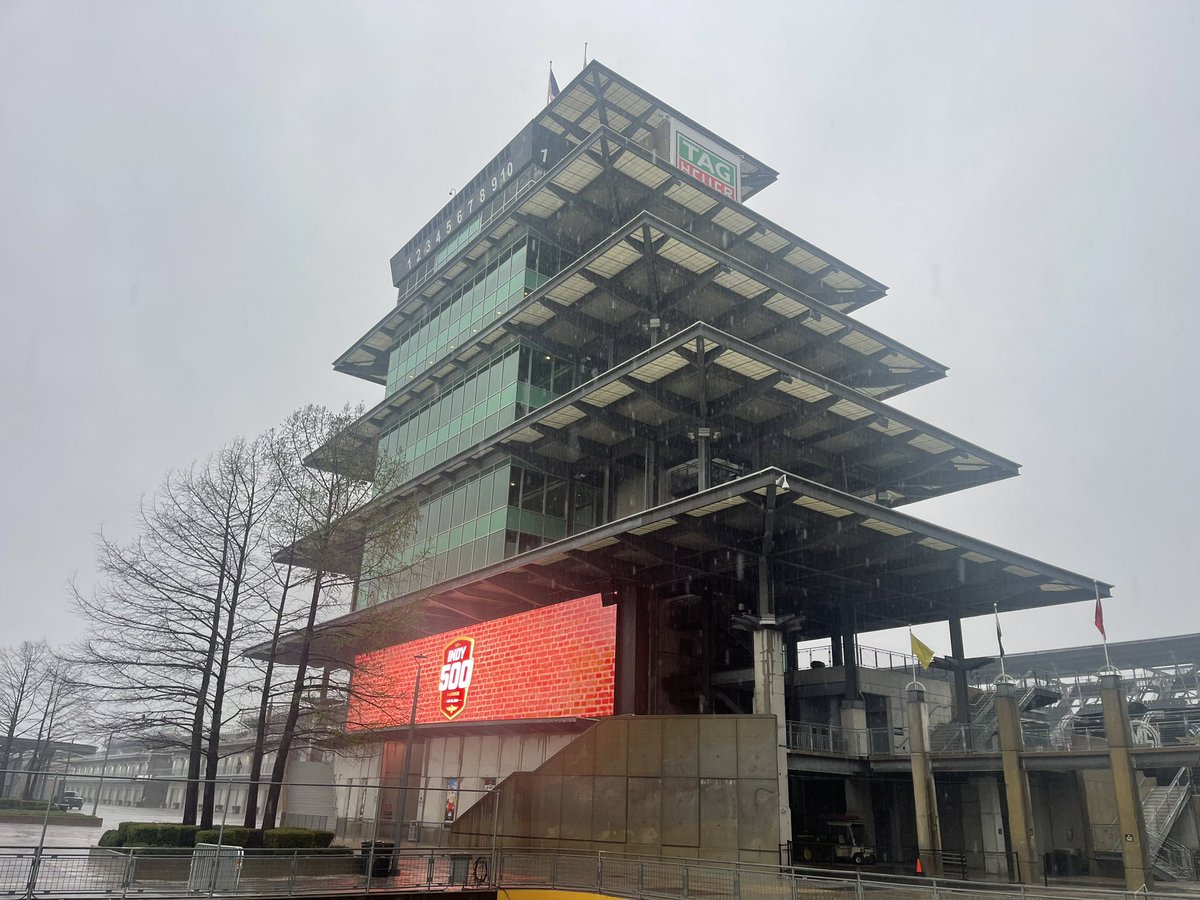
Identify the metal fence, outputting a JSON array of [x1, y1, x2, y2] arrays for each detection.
[[2, 845, 1196, 899]]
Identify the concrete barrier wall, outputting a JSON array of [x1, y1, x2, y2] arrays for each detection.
[[449, 715, 781, 864]]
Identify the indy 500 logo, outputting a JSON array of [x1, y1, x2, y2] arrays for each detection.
[[438, 637, 475, 720]]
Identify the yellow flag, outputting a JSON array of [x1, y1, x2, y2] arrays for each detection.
[[911, 632, 935, 670]]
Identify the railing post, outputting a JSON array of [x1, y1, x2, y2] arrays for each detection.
[[23, 846, 42, 900], [287, 848, 298, 896], [732, 867, 740, 900], [121, 852, 137, 900], [682, 860, 689, 899], [596, 852, 603, 891]]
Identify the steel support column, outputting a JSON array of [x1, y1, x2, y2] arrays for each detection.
[[948, 616, 970, 723]]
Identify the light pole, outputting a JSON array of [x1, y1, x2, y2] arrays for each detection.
[[392, 654, 427, 852], [90, 732, 115, 818]]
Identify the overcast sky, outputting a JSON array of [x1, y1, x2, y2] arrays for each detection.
[[2, 1, 1197, 661]]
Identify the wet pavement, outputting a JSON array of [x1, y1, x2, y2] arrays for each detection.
[[0, 804, 179, 849]]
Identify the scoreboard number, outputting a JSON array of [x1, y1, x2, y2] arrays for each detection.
[[438, 658, 474, 691]]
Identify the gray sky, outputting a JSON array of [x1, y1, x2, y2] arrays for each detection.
[[2, 1, 1198, 660]]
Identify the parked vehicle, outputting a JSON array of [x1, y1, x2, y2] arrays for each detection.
[[795, 815, 876, 866], [56, 791, 85, 811]]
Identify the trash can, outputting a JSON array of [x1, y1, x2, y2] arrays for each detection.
[[449, 853, 470, 885], [361, 841, 394, 878]]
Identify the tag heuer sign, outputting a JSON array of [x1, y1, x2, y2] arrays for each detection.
[[438, 637, 475, 720], [671, 120, 741, 202]]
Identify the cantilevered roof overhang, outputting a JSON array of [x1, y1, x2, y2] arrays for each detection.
[[334, 126, 893, 384], [544, 61, 779, 199], [254, 467, 1109, 667], [323, 213, 944, 477], [370, 322, 1016, 510]]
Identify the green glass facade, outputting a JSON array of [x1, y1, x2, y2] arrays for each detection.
[[378, 343, 580, 483], [358, 214, 590, 609], [359, 459, 602, 607], [384, 232, 577, 395]]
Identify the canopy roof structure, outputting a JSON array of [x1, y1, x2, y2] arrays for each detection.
[[359, 322, 1017, 512], [256, 467, 1108, 667], [318, 211, 944, 479], [334, 125, 892, 385]]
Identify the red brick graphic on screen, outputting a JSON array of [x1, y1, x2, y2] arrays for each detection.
[[348, 594, 616, 729], [438, 636, 474, 720]]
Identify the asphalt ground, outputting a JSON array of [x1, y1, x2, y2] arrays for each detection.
[[0, 803, 178, 848]]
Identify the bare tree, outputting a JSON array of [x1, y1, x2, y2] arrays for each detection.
[[19, 654, 88, 801], [258, 404, 418, 830], [0, 641, 49, 797], [72, 437, 278, 825]]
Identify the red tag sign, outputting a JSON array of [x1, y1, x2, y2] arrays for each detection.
[[438, 637, 475, 720]]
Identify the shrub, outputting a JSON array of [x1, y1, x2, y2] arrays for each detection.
[[312, 830, 335, 849], [263, 827, 315, 849], [195, 827, 261, 848], [98, 829, 124, 847], [124, 823, 202, 847]]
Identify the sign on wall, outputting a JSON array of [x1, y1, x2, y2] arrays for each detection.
[[349, 593, 616, 730], [669, 120, 741, 202], [438, 637, 475, 721]]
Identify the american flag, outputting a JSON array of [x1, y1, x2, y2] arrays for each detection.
[[547, 64, 560, 106]]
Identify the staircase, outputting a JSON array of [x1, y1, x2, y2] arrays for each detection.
[[1144, 767, 1192, 872], [1155, 835, 1197, 881], [929, 671, 1063, 752]]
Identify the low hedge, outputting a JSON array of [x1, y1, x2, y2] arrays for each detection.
[[102, 823, 339, 851], [195, 827, 262, 848], [263, 827, 315, 849], [122, 823, 201, 848], [0, 799, 49, 811]]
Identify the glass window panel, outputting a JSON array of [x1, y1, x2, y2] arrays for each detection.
[[508, 467, 522, 507], [531, 353, 553, 390], [545, 478, 567, 520], [521, 469, 544, 513], [494, 468, 511, 510]]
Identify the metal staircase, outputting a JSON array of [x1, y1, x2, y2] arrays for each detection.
[[1144, 767, 1193, 879], [928, 671, 1063, 752]]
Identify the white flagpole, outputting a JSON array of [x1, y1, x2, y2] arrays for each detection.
[[994, 602, 1006, 679], [1096, 580, 1112, 671]]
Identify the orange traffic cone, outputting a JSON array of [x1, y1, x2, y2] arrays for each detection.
[[915, 857, 924, 875]]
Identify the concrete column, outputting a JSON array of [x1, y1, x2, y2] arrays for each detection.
[[753, 627, 792, 847], [906, 685, 943, 877], [995, 681, 1042, 884], [841, 700, 868, 757], [614, 587, 649, 715], [1099, 673, 1153, 892]]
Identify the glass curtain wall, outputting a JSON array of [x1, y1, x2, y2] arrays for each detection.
[[358, 460, 603, 609], [384, 231, 576, 395], [378, 344, 581, 483]]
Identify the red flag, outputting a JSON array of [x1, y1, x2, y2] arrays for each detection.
[[1094, 594, 1106, 638]]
